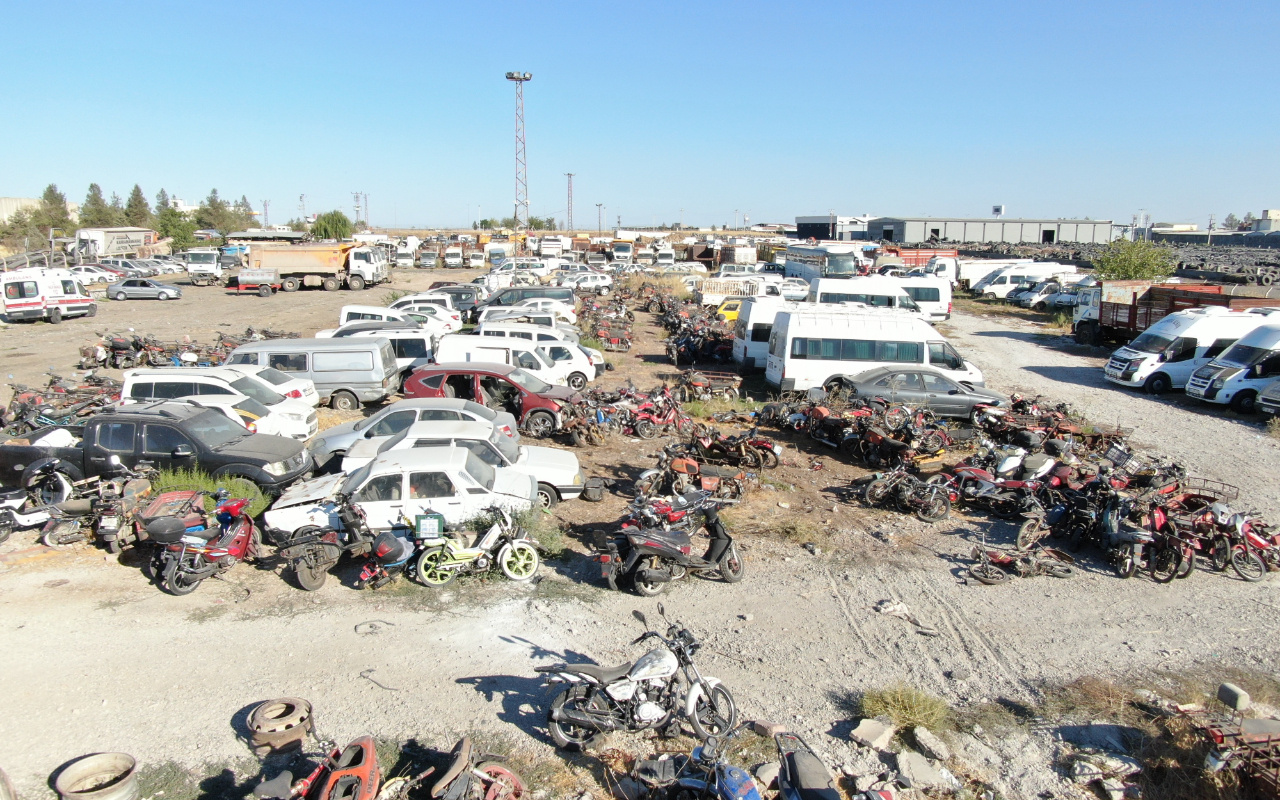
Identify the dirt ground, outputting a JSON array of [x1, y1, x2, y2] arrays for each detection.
[[1, 272, 1278, 799]]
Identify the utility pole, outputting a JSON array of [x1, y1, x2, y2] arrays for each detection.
[[1208, 214, 1215, 246], [363, 192, 369, 227], [505, 71, 533, 229], [829, 209, 835, 240], [733, 209, 739, 230], [596, 203, 603, 235], [261, 200, 269, 227], [565, 173, 574, 233]]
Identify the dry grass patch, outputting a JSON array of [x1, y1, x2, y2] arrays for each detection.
[[859, 684, 951, 731]]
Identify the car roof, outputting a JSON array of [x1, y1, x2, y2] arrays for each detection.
[[232, 337, 391, 352], [368, 446, 470, 471], [397, 419, 494, 438], [332, 321, 424, 336], [124, 366, 248, 381], [100, 401, 213, 421], [420, 361, 516, 376]]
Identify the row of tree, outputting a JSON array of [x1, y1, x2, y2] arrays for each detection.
[[1221, 212, 1258, 231], [476, 216, 558, 231]]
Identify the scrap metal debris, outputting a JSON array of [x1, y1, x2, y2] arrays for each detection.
[[874, 599, 940, 637]]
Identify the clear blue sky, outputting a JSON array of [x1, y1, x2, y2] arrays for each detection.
[[3, 0, 1275, 229]]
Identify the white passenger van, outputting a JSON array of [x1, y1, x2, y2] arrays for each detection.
[[765, 310, 984, 392], [476, 320, 580, 345], [1104, 307, 1279, 394], [1185, 323, 1280, 413], [732, 298, 853, 370], [806, 277, 924, 318], [431, 334, 593, 390], [895, 276, 952, 322], [1, 267, 96, 323], [971, 264, 1077, 300]]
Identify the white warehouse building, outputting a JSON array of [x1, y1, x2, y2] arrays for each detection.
[[867, 216, 1114, 245]]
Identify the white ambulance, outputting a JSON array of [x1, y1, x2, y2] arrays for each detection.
[[1, 268, 97, 323]]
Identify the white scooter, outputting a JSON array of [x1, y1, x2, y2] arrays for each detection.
[[0, 486, 52, 544]]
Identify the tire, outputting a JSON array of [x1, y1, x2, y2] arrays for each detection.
[[42, 521, 86, 547], [757, 447, 779, 469], [1115, 545, 1139, 579], [415, 548, 457, 587], [719, 542, 745, 583], [1149, 545, 1180, 583], [547, 685, 606, 751], [257, 284, 272, 298], [535, 483, 559, 509], [1044, 560, 1074, 579], [293, 547, 329, 591], [1017, 519, 1045, 551], [989, 498, 1022, 521], [1176, 548, 1196, 579], [115, 292, 127, 301], [32, 471, 74, 506], [916, 431, 945, 454], [322, 277, 340, 291], [631, 556, 667, 596], [914, 488, 951, 523], [883, 407, 909, 429], [1033, 302, 1046, 311], [1231, 547, 1266, 582], [142, 552, 162, 583], [525, 411, 555, 438], [498, 541, 540, 581], [634, 419, 657, 439], [0, 523, 12, 545], [48, 307, 62, 324], [690, 684, 737, 739], [330, 390, 359, 412], [281, 277, 301, 292], [1143, 373, 1172, 394], [1229, 390, 1258, 414], [1074, 322, 1098, 346], [567, 372, 587, 391], [161, 556, 202, 595], [156, 291, 169, 301], [983, 292, 996, 300], [634, 472, 660, 497], [347, 275, 366, 291], [864, 478, 893, 505], [1210, 536, 1231, 571], [968, 563, 1010, 585], [474, 762, 526, 800]]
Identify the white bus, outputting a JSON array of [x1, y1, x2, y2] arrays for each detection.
[[731, 298, 857, 370], [765, 310, 983, 392], [895, 276, 952, 322], [806, 276, 924, 318], [783, 244, 875, 284]]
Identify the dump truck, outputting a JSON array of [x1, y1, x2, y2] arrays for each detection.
[[241, 243, 388, 292], [1073, 279, 1280, 345]]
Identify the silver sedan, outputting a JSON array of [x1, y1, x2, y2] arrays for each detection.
[[106, 279, 184, 301]]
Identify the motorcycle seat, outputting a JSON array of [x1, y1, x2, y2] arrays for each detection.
[[784, 750, 840, 800], [432, 737, 471, 798], [56, 499, 96, 516], [253, 771, 294, 799], [698, 464, 741, 478]]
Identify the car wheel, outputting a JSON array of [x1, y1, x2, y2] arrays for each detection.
[[156, 292, 169, 301], [330, 390, 359, 411], [536, 482, 559, 509], [86, 304, 97, 317], [48, 307, 62, 324], [115, 292, 127, 301], [1230, 390, 1258, 414], [281, 277, 301, 292], [1143, 373, 1172, 394], [347, 275, 366, 291], [567, 372, 587, 391], [525, 411, 555, 437]]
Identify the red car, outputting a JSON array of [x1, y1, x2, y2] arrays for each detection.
[[403, 362, 577, 437]]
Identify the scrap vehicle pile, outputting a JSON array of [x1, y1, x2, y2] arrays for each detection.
[[75, 326, 299, 370]]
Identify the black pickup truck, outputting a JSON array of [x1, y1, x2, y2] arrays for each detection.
[[0, 401, 312, 494]]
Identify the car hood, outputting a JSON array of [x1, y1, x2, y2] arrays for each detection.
[[218, 433, 307, 462], [494, 468, 538, 502], [271, 472, 346, 509], [540, 385, 578, 403], [517, 445, 580, 479]]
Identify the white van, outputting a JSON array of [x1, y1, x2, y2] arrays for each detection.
[[732, 298, 855, 370], [1185, 323, 1280, 412], [431, 334, 588, 389], [1104, 307, 1278, 394], [895, 276, 952, 322], [971, 264, 1077, 300], [1, 267, 96, 323], [468, 251, 486, 269], [765, 310, 983, 392], [476, 321, 581, 345], [337, 305, 415, 326], [806, 276, 924, 318]]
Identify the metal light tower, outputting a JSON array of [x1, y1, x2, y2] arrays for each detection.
[[565, 173, 574, 232], [505, 71, 532, 229], [596, 203, 603, 234]]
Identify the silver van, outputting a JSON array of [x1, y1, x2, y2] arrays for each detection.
[[226, 337, 398, 411]]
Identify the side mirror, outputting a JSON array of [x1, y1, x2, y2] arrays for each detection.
[[172, 444, 194, 458], [948, 389, 959, 395], [1157, 352, 1168, 363], [657, 602, 666, 618]]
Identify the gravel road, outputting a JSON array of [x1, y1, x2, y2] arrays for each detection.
[[1, 298, 1278, 800]]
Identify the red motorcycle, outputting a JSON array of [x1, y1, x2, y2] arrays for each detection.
[[1199, 502, 1277, 582], [633, 388, 695, 440], [144, 489, 260, 595]]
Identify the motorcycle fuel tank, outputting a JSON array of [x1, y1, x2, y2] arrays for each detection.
[[629, 647, 677, 681]]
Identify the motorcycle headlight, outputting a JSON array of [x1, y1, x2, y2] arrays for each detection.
[[263, 460, 289, 476]]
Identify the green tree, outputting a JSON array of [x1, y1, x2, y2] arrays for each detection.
[[286, 217, 309, 232], [310, 210, 353, 240], [0, 208, 44, 251], [125, 184, 152, 227], [38, 184, 72, 233], [1091, 239, 1175, 281], [230, 195, 255, 231], [155, 205, 197, 252], [1223, 212, 1240, 230], [155, 188, 171, 211], [1243, 211, 1257, 228], [107, 192, 128, 226], [80, 183, 112, 227]]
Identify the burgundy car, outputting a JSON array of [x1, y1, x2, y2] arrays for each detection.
[[403, 362, 576, 437]]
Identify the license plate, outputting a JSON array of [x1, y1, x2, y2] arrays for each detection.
[[1104, 369, 1120, 378], [98, 516, 120, 531], [1187, 386, 1204, 397]]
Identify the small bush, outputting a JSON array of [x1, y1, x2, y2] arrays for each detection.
[[681, 396, 763, 419], [151, 467, 269, 517], [1052, 311, 1074, 330], [518, 508, 566, 558], [381, 289, 409, 306], [860, 684, 951, 731], [1268, 416, 1280, 439]]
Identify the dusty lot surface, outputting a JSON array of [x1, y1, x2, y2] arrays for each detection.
[[1, 277, 1278, 799]]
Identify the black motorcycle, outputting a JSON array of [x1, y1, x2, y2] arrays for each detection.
[[273, 492, 378, 591], [599, 498, 744, 596]]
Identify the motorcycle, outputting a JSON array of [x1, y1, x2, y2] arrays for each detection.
[[600, 494, 744, 596], [355, 527, 420, 590], [1200, 502, 1276, 583], [860, 465, 951, 523], [145, 488, 261, 595], [636, 446, 752, 500], [535, 604, 737, 751], [275, 492, 381, 591], [254, 735, 441, 800], [93, 457, 156, 553], [0, 485, 51, 544], [414, 507, 540, 587], [631, 724, 761, 800], [423, 737, 525, 800]]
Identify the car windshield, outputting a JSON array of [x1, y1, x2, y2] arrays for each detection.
[[823, 255, 862, 276], [465, 451, 496, 490], [187, 253, 216, 264], [506, 368, 551, 393], [490, 429, 519, 463], [1217, 344, 1271, 368], [1127, 332, 1174, 354], [253, 367, 294, 387], [186, 410, 248, 448], [232, 397, 272, 417], [341, 463, 372, 495], [230, 376, 285, 406]]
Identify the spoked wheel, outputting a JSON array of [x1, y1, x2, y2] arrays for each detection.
[[757, 448, 779, 469], [1210, 537, 1231, 572], [719, 542, 745, 583], [1231, 547, 1266, 583], [913, 487, 950, 523], [475, 761, 526, 800], [968, 563, 1011, 585], [1115, 545, 1139, 579], [1149, 545, 1181, 583], [42, 521, 87, 547], [634, 419, 657, 439], [883, 407, 909, 429], [498, 541, 540, 581], [415, 548, 457, 587], [1043, 559, 1074, 579], [864, 478, 893, 505], [1017, 519, 1045, 551], [690, 684, 737, 739], [548, 685, 606, 751]]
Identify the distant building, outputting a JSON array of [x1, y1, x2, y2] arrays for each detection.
[[1253, 209, 1280, 232], [794, 215, 875, 241], [1, 197, 80, 225], [866, 216, 1113, 245]]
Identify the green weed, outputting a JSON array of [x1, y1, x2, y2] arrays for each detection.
[[152, 467, 269, 518]]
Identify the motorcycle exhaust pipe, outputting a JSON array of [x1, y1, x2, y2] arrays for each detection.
[[636, 569, 672, 584], [551, 706, 621, 731]]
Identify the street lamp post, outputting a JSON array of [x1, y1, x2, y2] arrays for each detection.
[[596, 203, 603, 235]]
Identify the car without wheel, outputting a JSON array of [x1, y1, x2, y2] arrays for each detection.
[[839, 366, 1007, 419], [403, 363, 577, 437]]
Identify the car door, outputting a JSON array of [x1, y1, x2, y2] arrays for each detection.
[[870, 372, 926, 406], [140, 423, 197, 472], [921, 372, 967, 416], [86, 420, 139, 474], [406, 469, 465, 521], [365, 408, 418, 440], [351, 470, 405, 530]]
